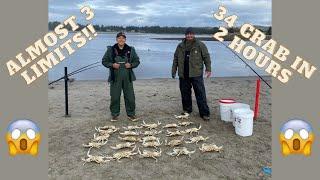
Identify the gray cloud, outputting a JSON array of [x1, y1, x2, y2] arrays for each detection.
[[49, 0, 271, 26]]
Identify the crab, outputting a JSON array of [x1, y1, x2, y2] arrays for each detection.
[[96, 125, 117, 131], [199, 143, 223, 153], [93, 133, 110, 142], [141, 130, 162, 136], [167, 147, 195, 157], [107, 146, 138, 162], [142, 136, 160, 143], [183, 125, 202, 135], [141, 120, 161, 130], [166, 129, 184, 137], [82, 141, 107, 148], [142, 139, 162, 148], [138, 148, 162, 162], [81, 148, 110, 165], [185, 136, 209, 144], [110, 142, 136, 150], [162, 123, 179, 128], [95, 126, 118, 134], [178, 121, 194, 127], [174, 113, 189, 119], [123, 125, 142, 131], [165, 137, 184, 147], [119, 131, 140, 136], [118, 136, 142, 142], [102, 125, 117, 129]]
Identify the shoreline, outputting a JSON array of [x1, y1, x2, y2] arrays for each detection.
[[48, 76, 272, 84], [66, 31, 272, 41], [151, 35, 272, 41]]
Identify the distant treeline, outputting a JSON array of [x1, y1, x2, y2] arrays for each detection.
[[49, 21, 272, 35]]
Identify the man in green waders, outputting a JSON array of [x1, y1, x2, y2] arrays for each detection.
[[102, 32, 140, 121]]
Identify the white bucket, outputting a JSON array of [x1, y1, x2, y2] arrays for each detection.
[[234, 108, 254, 137], [231, 103, 251, 127], [219, 99, 236, 122]]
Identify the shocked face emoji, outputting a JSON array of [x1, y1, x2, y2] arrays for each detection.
[[279, 119, 314, 156], [6, 119, 40, 156]]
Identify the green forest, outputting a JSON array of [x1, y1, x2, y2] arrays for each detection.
[[49, 21, 272, 35]]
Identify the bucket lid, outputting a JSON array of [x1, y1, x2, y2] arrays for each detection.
[[219, 98, 236, 104]]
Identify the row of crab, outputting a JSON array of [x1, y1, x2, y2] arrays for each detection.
[[83, 142, 223, 164]]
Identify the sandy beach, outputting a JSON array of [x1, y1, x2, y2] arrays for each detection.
[[48, 77, 271, 179]]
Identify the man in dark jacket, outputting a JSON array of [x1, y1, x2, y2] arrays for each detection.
[[102, 32, 140, 121], [172, 27, 211, 121]]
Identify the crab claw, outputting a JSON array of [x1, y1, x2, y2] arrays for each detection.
[[132, 145, 137, 152]]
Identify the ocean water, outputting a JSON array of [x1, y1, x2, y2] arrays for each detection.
[[48, 33, 268, 81]]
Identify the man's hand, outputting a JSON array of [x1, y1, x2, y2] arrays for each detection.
[[125, 63, 132, 69], [205, 71, 212, 78], [112, 63, 120, 69]]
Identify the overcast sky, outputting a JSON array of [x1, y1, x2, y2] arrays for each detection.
[[49, 0, 271, 27]]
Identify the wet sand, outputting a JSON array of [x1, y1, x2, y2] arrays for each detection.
[[48, 77, 271, 179]]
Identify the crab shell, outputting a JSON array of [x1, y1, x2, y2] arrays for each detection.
[[167, 147, 195, 157], [142, 141, 161, 147], [112, 147, 137, 160], [82, 156, 109, 164], [166, 130, 184, 136], [163, 124, 179, 128], [83, 141, 107, 148], [186, 136, 209, 144], [142, 151, 161, 157], [175, 148, 195, 155], [123, 126, 142, 130], [96, 127, 118, 134], [99, 125, 117, 130], [111, 142, 135, 150], [93, 133, 110, 140], [142, 136, 159, 142], [184, 125, 201, 134], [120, 131, 139, 136], [118, 136, 142, 142], [166, 140, 183, 147], [142, 130, 162, 136], [199, 144, 223, 152], [138, 148, 162, 157], [142, 121, 161, 129], [82, 147, 110, 164], [178, 121, 194, 126]]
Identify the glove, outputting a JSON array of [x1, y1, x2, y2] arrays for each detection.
[[172, 74, 176, 79]]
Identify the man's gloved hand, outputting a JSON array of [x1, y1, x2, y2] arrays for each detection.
[[172, 74, 176, 79], [125, 63, 132, 69], [205, 71, 212, 78], [112, 63, 120, 69]]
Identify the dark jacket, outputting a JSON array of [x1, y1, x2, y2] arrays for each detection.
[[102, 44, 140, 82], [172, 38, 211, 78]]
